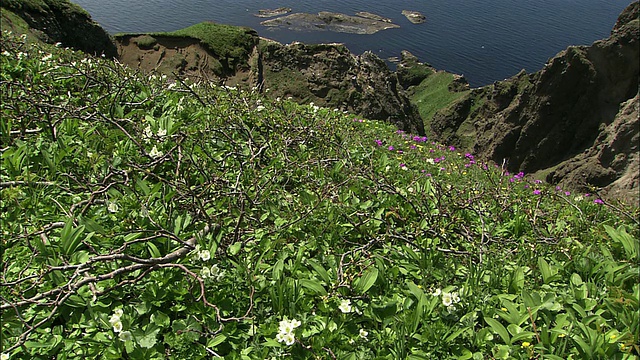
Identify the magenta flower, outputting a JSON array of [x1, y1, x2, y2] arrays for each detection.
[[584, 193, 591, 197], [594, 199, 604, 204], [388, 146, 394, 151], [534, 180, 542, 184], [410, 145, 417, 150], [396, 130, 404, 134], [375, 139, 383, 146], [533, 189, 541, 195], [564, 191, 571, 196], [448, 146, 456, 151]]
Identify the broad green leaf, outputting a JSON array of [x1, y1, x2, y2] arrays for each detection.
[[307, 259, 331, 283], [208, 334, 227, 348], [299, 278, 327, 296], [60, 219, 86, 255], [354, 267, 378, 294], [484, 317, 510, 345]]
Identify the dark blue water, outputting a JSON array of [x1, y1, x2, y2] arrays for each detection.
[[72, 0, 631, 87]]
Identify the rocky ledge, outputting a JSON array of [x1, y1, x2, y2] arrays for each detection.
[[260, 12, 400, 34]]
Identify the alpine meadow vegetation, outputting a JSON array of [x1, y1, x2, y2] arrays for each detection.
[[1, 31, 639, 359]]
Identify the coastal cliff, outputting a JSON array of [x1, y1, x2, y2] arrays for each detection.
[[429, 1, 639, 202], [115, 28, 425, 135], [1, 0, 116, 57]]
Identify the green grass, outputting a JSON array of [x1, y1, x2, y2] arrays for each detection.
[[1, 31, 639, 360], [410, 72, 470, 129], [1, 0, 89, 17]]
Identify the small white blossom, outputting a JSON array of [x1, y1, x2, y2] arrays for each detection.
[[338, 299, 352, 313], [119, 331, 133, 342], [156, 128, 167, 137], [431, 288, 441, 297], [442, 292, 453, 307], [256, 105, 265, 112], [107, 202, 118, 213], [41, 53, 53, 61], [144, 125, 153, 139], [359, 328, 368, 339], [199, 249, 211, 261], [112, 320, 123, 333], [200, 266, 211, 279], [1, 353, 9, 360], [149, 146, 163, 158]]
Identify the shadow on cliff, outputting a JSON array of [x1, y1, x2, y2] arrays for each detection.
[[430, 1, 639, 203]]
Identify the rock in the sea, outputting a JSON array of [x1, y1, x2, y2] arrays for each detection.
[[355, 11, 393, 23], [255, 7, 292, 18], [402, 10, 426, 24], [261, 12, 400, 34]]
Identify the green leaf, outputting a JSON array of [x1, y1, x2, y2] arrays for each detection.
[[228, 242, 242, 256], [354, 267, 378, 294], [208, 334, 227, 348], [484, 317, 511, 345], [60, 219, 86, 255], [299, 278, 327, 296], [137, 325, 160, 349], [537, 257, 554, 284], [151, 311, 170, 327], [307, 259, 331, 283]]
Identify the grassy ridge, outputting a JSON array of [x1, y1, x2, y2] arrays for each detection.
[[409, 72, 470, 129], [1, 32, 638, 360]]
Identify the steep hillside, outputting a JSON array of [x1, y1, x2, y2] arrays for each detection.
[[0, 0, 116, 57], [429, 2, 639, 203], [2, 31, 638, 359]]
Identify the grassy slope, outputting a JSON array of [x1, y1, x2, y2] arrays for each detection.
[[115, 22, 257, 64], [1, 32, 639, 360], [409, 72, 470, 129]]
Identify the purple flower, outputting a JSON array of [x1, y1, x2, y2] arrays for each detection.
[[533, 189, 541, 195], [410, 145, 417, 150], [534, 180, 543, 184], [509, 177, 515, 183], [584, 193, 591, 197], [388, 146, 394, 151], [425, 173, 432, 177], [555, 186, 562, 191], [397, 150, 404, 154], [594, 199, 604, 204], [396, 130, 404, 134], [564, 191, 571, 196], [448, 146, 456, 151], [375, 139, 383, 146], [465, 153, 474, 160]]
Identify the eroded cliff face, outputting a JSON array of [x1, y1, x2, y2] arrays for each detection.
[[1, 0, 116, 57], [259, 42, 424, 135], [431, 1, 639, 203], [115, 36, 425, 135]]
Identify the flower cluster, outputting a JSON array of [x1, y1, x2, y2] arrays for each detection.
[[276, 318, 301, 346], [338, 299, 352, 313], [109, 309, 133, 341], [432, 288, 461, 312]]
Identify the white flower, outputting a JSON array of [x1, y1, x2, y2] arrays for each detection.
[[41, 53, 53, 61], [451, 292, 461, 304], [119, 330, 133, 342], [107, 202, 118, 213], [1, 353, 9, 360], [199, 249, 211, 261], [144, 125, 153, 139], [156, 128, 167, 137], [256, 105, 265, 112], [149, 146, 163, 158], [338, 299, 352, 313], [200, 266, 211, 279], [442, 292, 453, 307], [113, 308, 124, 318], [426, 158, 435, 165], [112, 320, 123, 333], [431, 288, 442, 297], [2, 50, 11, 57], [210, 264, 225, 281], [276, 317, 300, 346], [359, 328, 368, 339]]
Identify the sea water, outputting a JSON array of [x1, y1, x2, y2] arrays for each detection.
[[73, 0, 630, 87]]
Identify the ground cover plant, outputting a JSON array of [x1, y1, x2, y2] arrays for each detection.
[[1, 32, 639, 359]]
